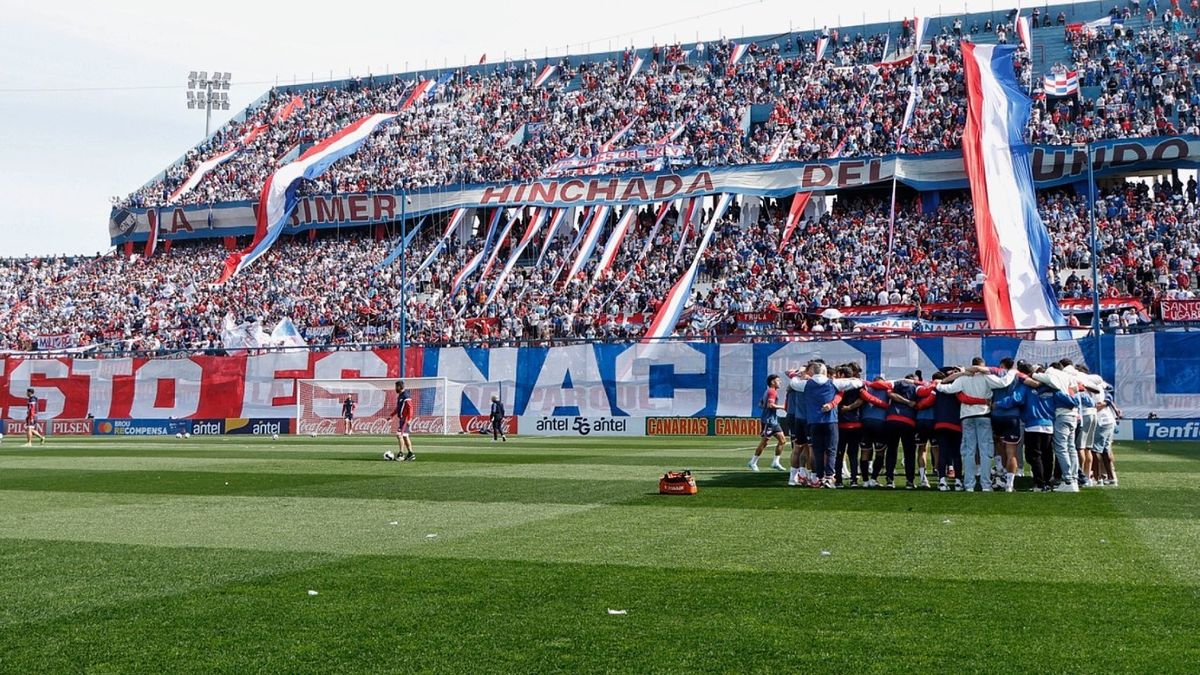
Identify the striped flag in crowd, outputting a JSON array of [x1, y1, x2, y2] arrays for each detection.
[[1042, 69, 1079, 97]]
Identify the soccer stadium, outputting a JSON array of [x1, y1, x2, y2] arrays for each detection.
[[3, 0, 1200, 671]]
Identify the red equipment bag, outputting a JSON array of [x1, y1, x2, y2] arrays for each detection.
[[659, 470, 698, 495]]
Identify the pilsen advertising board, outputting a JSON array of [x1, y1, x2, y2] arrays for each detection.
[[0, 418, 94, 436], [4, 333, 1200, 431], [110, 136, 1200, 244]]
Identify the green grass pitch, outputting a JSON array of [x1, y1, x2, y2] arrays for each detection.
[[1, 434, 1198, 673]]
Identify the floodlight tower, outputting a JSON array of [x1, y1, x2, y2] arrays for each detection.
[[186, 71, 232, 137]]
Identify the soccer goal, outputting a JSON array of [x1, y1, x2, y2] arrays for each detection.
[[295, 377, 450, 435]]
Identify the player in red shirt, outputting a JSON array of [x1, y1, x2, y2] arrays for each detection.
[[748, 375, 787, 471], [385, 380, 415, 461], [23, 388, 46, 447]]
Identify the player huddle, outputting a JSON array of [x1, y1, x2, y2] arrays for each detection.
[[750, 357, 1121, 492]]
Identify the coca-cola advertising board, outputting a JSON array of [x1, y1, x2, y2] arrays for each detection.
[[460, 415, 518, 435], [296, 416, 447, 435]]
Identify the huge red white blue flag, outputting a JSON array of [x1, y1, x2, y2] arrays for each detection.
[[218, 112, 398, 282], [642, 194, 732, 342], [961, 42, 1064, 330]]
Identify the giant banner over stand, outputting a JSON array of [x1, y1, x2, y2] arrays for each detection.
[[3, 334, 1200, 428], [110, 136, 1200, 244]]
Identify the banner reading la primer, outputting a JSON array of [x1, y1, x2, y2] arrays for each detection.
[[111, 136, 1200, 244]]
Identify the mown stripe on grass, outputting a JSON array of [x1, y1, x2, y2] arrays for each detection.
[[2, 448, 738, 466], [0, 538, 341, 628], [0, 490, 595, 556], [420, 503, 1195, 585], [1, 489, 1191, 586], [0, 468, 647, 505], [1, 551, 1196, 673], [10, 464, 1187, 518], [0, 455, 721, 481]]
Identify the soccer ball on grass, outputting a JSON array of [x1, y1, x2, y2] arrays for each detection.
[[383, 451, 396, 461]]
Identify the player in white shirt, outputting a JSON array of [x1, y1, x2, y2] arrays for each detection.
[[1092, 377, 1121, 486]]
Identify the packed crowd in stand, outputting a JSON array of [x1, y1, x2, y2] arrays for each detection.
[[1049, 4, 1200, 142], [115, 9, 1194, 210], [6, 8, 1198, 354], [5, 178, 1195, 353]]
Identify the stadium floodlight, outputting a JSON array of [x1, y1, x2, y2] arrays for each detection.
[[186, 70, 233, 136]]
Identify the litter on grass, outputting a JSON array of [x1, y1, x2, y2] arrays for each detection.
[[1100, 539, 1109, 544], [607, 609, 627, 615], [426, 533, 438, 538], [307, 590, 319, 596], [942, 519, 952, 524], [388, 521, 399, 525], [820, 550, 831, 557]]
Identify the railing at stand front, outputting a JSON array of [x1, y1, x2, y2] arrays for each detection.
[[4, 323, 1186, 361]]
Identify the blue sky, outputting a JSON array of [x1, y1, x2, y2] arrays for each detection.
[[1, 0, 1002, 257]]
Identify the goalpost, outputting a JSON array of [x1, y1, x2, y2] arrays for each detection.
[[295, 377, 450, 435]]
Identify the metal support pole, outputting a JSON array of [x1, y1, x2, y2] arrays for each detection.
[[399, 192, 408, 375], [204, 82, 213, 136], [1086, 143, 1103, 373]]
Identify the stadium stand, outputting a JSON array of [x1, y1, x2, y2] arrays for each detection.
[[114, 5, 1196, 208], [4, 179, 1194, 353], [3, 1, 1198, 354]]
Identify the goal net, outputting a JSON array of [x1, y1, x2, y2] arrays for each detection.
[[295, 377, 450, 435]]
